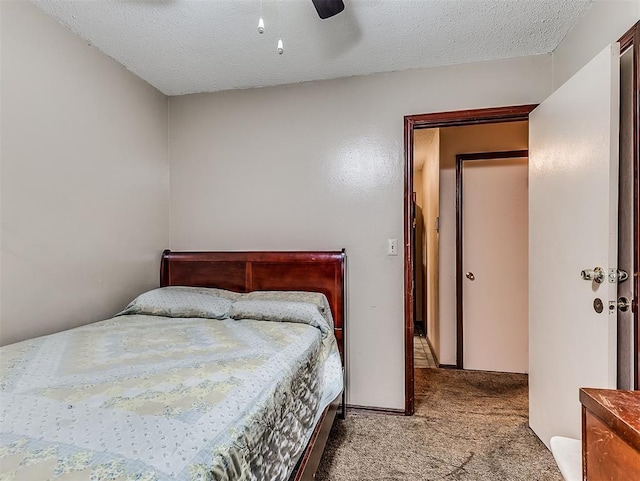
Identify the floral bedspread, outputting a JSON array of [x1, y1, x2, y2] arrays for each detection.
[[0, 292, 342, 481]]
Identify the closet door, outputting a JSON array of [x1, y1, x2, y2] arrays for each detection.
[[462, 156, 529, 374], [528, 44, 620, 447]]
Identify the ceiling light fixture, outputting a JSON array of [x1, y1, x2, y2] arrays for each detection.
[[257, 0, 265, 33], [256, 0, 285, 54], [276, 0, 284, 55]]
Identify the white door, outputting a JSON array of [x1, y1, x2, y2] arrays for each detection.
[[463, 157, 529, 373], [529, 44, 620, 447]]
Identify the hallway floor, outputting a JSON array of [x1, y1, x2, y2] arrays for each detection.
[[414, 333, 438, 368]]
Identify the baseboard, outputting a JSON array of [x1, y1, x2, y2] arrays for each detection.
[[438, 364, 458, 369], [346, 404, 405, 416], [425, 336, 440, 366]]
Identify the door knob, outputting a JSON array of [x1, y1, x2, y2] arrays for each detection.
[[465, 272, 475, 281], [581, 267, 605, 284], [617, 297, 631, 312]]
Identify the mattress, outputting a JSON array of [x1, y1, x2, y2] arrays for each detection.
[[0, 288, 343, 481]]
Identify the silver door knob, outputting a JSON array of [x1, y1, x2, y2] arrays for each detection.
[[466, 272, 475, 281], [581, 267, 605, 283], [617, 297, 631, 312]]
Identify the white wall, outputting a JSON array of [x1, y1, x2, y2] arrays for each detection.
[[0, 2, 169, 345], [552, 0, 639, 90], [169, 55, 551, 409]]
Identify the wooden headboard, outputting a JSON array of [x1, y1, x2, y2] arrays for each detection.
[[160, 249, 346, 359]]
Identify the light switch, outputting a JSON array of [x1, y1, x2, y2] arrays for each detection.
[[388, 239, 398, 256]]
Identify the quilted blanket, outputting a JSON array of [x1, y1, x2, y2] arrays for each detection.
[[0, 289, 343, 481]]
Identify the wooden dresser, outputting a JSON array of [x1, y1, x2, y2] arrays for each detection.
[[580, 388, 640, 481]]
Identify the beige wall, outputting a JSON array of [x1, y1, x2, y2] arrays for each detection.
[[413, 169, 424, 208], [424, 130, 440, 363], [169, 56, 550, 409], [0, 2, 169, 345], [552, 0, 639, 90], [438, 122, 529, 366], [414, 128, 440, 360]]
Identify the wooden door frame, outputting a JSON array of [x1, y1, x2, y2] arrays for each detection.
[[619, 22, 640, 389], [455, 150, 529, 369], [403, 105, 537, 415]]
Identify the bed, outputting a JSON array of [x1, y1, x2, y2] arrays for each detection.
[[0, 250, 346, 481]]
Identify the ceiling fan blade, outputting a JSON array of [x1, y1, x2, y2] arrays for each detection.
[[311, 0, 345, 19]]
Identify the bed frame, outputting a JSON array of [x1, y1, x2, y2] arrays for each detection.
[[160, 249, 346, 481]]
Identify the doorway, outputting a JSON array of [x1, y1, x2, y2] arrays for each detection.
[[404, 106, 536, 415]]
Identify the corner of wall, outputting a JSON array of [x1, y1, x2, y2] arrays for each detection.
[[167, 96, 172, 251], [1, 1, 172, 344], [550, 51, 556, 95], [551, 1, 638, 91]]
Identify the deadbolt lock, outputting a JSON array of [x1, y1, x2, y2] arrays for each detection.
[[581, 267, 605, 284], [617, 297, 631, 313]]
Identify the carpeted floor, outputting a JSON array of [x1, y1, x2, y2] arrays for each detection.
[[315, 368, 562, 481]]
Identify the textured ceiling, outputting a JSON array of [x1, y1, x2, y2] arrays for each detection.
[[33, 0, 593, 96]]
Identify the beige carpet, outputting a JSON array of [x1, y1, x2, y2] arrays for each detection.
[[315, 368, 562, 481]]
